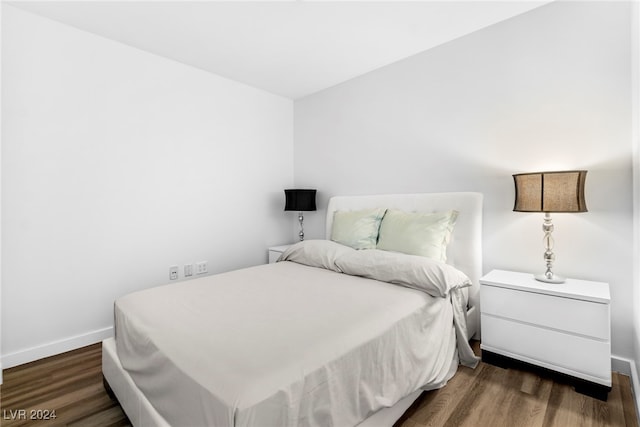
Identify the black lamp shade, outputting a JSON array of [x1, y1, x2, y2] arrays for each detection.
[[513, 170, 587, 213], [284, 189, 317, 212]]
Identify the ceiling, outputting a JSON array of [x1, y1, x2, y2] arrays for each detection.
[[8, 1, 552, 100]]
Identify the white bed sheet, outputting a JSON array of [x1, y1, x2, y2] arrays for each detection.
[[115, 261, 460, 427]]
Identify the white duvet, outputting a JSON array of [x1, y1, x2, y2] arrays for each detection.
[[115, 242, 478, 427]]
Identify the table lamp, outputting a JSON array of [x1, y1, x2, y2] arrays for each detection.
[[284, 189, 317, 241], [513, 170, 587, 283]]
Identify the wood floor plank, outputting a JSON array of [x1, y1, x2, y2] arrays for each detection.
[[1, 341, 637, 427], [1, 344, 130, 427], [67, 405, 130, 427], [2, 364, 103, 409], [407, 363, 484, 425], [619, 373, 639, 427], [503, 372, 553, 427], [604, 372, 628, 427], [446, 362, 520, 427], [399, 341, 637, 427]]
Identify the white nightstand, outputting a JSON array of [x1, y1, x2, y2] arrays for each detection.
[[268, 244, 293, 264], [479, 269, 611, 400]]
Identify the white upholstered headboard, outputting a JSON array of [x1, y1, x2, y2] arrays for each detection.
[[326, 192, 483, 338]]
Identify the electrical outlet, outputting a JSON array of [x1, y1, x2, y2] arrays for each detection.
[[169, 265, 179, 280], [184, 264, 193, 277], [196, 261, 208, 275]]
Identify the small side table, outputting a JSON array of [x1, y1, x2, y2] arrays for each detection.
[[479, 269, 611, 400]]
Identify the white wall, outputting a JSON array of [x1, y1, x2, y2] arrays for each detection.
[[1, 5, 293, 367], [295, 1, 634, 359], [0, 1, 4, 382], [632, 0, 640, 407]]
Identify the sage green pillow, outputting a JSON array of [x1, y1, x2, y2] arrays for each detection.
[[376, 209, 458, 262], [330, 208, 386, 250]]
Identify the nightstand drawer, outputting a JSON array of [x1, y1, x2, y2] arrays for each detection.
[[482, 314, 611, 385], [481, 284, 609, 340]]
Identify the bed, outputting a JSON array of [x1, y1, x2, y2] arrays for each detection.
[[102, 192, 483, 427]]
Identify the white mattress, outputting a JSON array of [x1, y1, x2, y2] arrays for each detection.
[[115, 261, 460, 427]]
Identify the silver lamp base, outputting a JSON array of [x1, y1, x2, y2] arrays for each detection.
[[298, 212, 305, 241], [535, 273, 565, 284], [535, 212, 565, 284]]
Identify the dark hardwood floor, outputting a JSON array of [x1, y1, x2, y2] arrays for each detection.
[[1, 344, 129, 427], [1, 341, 637, 426], [399, 346, 638, 427]]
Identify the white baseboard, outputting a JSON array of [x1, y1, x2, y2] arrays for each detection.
[[612, 355, 633, 377], [1, 327, 114, 370]]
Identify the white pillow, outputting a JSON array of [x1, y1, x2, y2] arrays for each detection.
[[330, 208, 386, 250], [278, 240, 354, 272], [334, 249, 471, 298], [376, 209, 458, 262]]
